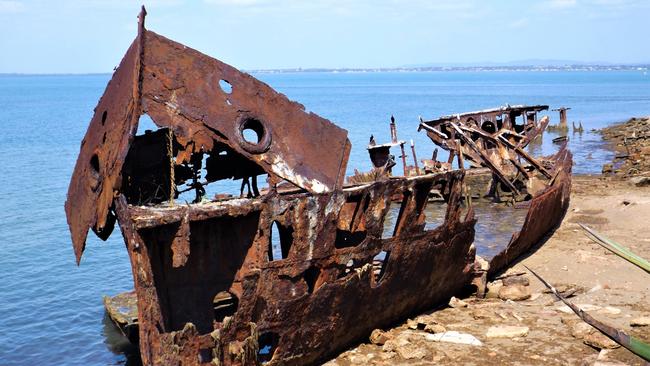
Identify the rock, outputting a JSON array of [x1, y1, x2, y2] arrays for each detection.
[[348, 354, 369, 364], [498, 284, 531, 301], [630, 176, 650, 187], [598, 306, 621, 316], [570, 322, 595, 339], [583, 332, 620, 350], [486, 325, 529, 338], [379, 351, 396, 360], [425, 331, 483, 346], [470, 308, 491, 320], [556, 304, 600, 314], [395, 344, 427, 360], [449, 296, 468, 308], [593, 349, 629, 366], [475, 255, 490, 271], [406, 319, 422, 330], [630, 316, 650, 327], [486, 281, 503, 299], [424, 323, 446, 334], [502, 275, 530, 286], [381, 336, 409, 352], [370, 329, 392, 345], [602, 164, 613, 174]]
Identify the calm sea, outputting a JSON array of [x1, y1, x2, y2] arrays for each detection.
[[0, 71, 648, 365]]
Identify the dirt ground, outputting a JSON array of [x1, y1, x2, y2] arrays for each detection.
[[325, 175, 650, 365]]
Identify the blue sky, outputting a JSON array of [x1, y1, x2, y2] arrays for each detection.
[[0, 0, 648, 73]]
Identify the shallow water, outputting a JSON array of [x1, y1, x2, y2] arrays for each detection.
[[382, 202, 529, 260], [0, 71, 648, 365]]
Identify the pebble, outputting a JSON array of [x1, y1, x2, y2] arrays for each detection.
[[485, 325, 529, 338], [448, 296, 468, 308], [424, 323, 447, 334], [369, 329, 392, 345]]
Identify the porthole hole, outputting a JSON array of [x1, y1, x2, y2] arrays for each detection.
[[219, 79, 232, 94], [243, 128, 260, 144], [101, 111, 107, 125], [238, 117, 271, 154]]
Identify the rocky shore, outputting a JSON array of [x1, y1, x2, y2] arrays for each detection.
[[601, 116, 650, 183], [326, 119, 650, 366]]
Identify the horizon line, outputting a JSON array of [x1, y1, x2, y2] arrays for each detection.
[[1, 63, 649, 76]]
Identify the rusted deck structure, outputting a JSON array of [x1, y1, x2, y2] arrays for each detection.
[[67, 9, 479, 365]]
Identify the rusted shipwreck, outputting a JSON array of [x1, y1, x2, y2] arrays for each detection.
[[357, 105, 572, 272], [415, 105, 573, 277], [67, 9, 475, 366], [66, 9, 571, 366]]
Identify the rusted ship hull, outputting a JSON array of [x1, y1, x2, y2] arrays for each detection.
[[113, 172, 475, 365], [488, 144, 572, 276]]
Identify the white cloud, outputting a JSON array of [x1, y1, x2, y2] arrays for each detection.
[[0, 0, 25, 13]]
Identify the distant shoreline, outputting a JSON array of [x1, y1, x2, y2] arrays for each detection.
[[249, 65, 649, 74], [1, 64, 648, 76]]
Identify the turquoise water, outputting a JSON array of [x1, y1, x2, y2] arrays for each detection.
[[0, 71, 648, 365]]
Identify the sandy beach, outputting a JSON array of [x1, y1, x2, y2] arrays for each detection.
[[328, 119, 650, 366]]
